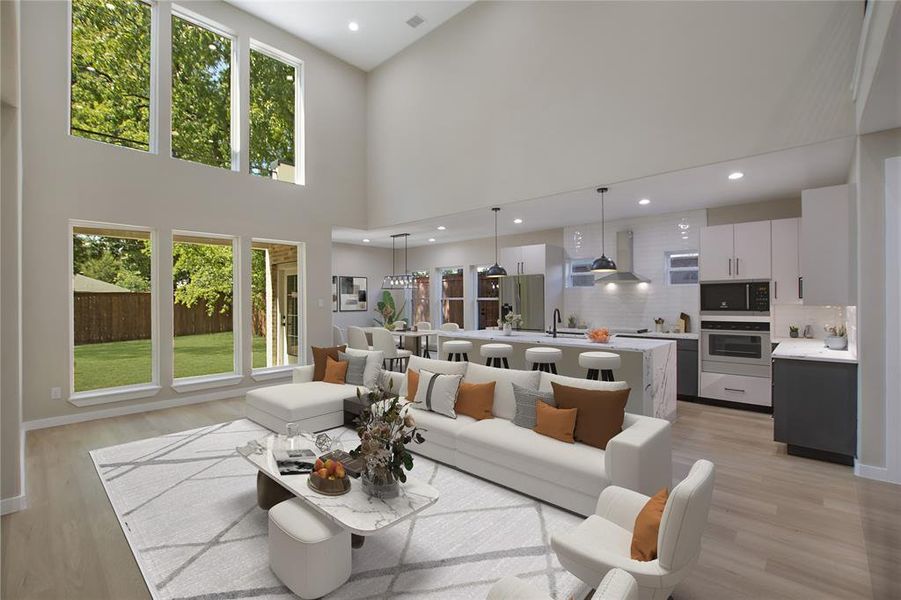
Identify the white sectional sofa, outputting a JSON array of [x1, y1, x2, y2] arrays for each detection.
[[244, 353, 672, 516]]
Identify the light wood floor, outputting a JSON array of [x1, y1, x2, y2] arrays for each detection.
[[2, 399, 899, 599]]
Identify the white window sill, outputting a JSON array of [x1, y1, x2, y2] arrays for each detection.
[[68, 384, 162, 407], [172, 373, 244, 393], [251, 367, 294, 382]]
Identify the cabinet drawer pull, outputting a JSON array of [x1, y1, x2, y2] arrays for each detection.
[[724, 387, 746, 393]]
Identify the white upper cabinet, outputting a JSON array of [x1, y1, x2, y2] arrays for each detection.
[[700, 221, 771, 281], [500, 244, 547, 275], [499, 246, 523, 274], [733, 221, 771, 280], [699, 224, 735, 281], [800, 184, 854, 306], [771, 218, 801, 304]]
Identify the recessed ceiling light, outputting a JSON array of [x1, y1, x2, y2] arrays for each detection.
[[513, 218, 523, 224], [348, 21, 359, 32], [428, 238, 436, 242], [728, 171, 744, 180], [362, 238, 370, 243], [639, 198, 650, 205], [437, 225, 446, 231]]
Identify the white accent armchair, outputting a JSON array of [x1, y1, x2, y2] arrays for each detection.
[[551, 460, 715, 600]]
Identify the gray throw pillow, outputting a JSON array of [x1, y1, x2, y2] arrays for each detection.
[[512, 382, 556, 429], [338, 351, 366, 386]]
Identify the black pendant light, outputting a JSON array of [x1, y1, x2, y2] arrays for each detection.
[[486, 207, 508, 278], [382, 233, 414, 289], [591, 187, 617, 273]]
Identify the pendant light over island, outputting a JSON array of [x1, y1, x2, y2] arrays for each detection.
[[591, 187, 617, 273]]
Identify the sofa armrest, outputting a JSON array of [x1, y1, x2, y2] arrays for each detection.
[[594, 486, 650, 532], [604, 414, 672, 496], [292, 365, 314, 383]]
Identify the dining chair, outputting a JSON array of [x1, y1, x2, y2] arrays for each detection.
[[332, 325, 345, 346], [346, 326, 371, 351], [371, 327, 412, 371]]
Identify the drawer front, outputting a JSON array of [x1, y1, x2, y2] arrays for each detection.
[[700, 372, 772, 406]]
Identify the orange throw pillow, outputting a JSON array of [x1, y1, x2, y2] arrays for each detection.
[[631, 488, 669, 561], [406, 369, 419, 401], [323, 356, 348, 384], [311, 345, 346, 381], [534, 401, 577, 443], [552, 382, 630, 450], [456, 381, 495, 420]]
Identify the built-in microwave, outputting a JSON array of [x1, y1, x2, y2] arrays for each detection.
[[700, 281, 770, 316]]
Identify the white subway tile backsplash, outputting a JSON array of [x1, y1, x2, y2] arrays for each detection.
[[771, 304, 847, 339], [563, 211, 706, 332]]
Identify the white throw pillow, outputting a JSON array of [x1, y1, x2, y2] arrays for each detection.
[[343, 348, 384, 390], [464, 362, 540, 420], [408, 355, 468, 377], [414, 369, 462, 419]]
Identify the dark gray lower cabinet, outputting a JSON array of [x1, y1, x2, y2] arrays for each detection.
[[619, 336, 698, 398], [772, 358, 857, 465]]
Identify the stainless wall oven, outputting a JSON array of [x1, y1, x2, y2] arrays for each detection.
[[701, 320, 771, 378], [700, 281, 770, 316]]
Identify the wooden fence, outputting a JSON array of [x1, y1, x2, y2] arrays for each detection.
[[73, 292, 253, 345]]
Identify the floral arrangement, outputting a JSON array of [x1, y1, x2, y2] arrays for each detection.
[[824, 324, 847, 338], [587, 327, 610, 343], [350, 383, 425, 489], [499, 313, 523, 328]]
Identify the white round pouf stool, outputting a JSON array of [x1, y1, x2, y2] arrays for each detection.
[[579, 351, 621, 381], [268, 498, 351, 599], [525, 346, 563, 374], [480, 343, 513, 368], [443, 340, 473, 362]]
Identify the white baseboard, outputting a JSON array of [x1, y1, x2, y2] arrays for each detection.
[[22, 379, 286, 432], [1, 494, 27, 515], [854, 460, 899, 484]]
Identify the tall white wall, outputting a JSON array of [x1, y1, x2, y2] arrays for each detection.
[[366, 0, 859, 227], [18, 0, 366, 423]]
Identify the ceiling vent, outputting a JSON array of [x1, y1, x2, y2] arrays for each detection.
[[406, 14, 425, 28]]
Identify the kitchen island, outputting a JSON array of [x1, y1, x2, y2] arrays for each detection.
[[437, 330, 677, 421]]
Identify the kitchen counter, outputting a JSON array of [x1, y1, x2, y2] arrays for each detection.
[[438, 329, 677, 421], [772, 338, 857, 364], [552, 327, 698, 340]]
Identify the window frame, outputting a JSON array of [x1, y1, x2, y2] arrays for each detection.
[[664, 250, 700, 286], [248, 39, 305, 185], [474, 266, 500, 329], [67, 0, 158, 154], [68, 220, 161, 406], [169, 5, 238, 171], [171, 230, 241, 390], [439, 266, 464, 327], [250, 238, 305, 379], [566, 258, 596, 288]]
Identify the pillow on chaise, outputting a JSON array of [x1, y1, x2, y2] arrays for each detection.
[[533, 401, 577, 443], [511, 382, 556, 429], [338, 351, 366, 386], [455, 381, 495, 420], [414, 369, 463, 419], [311, 345, 346, 381], [323, 356, 348, 384], [631, 488, 669, 561], [343, 347, 384, 389], [552, 382, 630, 450]]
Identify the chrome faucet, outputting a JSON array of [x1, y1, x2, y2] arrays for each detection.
[[552, 308, 562, 338]]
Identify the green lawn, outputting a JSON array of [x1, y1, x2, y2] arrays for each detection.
[[74, 332, 267, 392]]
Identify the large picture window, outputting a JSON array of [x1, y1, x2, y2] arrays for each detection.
[[172, 233, 237, 379], [411, 271, 430, 325], [72, 224, 153, 393], [249, 46, 299, 183], [440, 268, 464, 327], [171, 12, 233, 169], [251, 241, 302, 370], [70, 0, 152, 151]]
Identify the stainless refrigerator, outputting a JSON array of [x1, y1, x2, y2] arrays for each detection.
[[499, 274, 545, 331]]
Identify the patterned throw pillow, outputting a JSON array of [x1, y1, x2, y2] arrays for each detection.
[[338, 351, 366, 386], [414, 369, 463, 419], [512, 382, 556, 429]]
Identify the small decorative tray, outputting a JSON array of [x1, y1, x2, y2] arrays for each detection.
[[307, 473, 351, 496]]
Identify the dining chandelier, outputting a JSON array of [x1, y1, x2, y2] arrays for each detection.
[[382, 233, 414, 289]]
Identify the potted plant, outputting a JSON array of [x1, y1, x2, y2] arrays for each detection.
[[350, 384, 425, 499], [498, 313, 522, 335], [789, 325, 800, 338], [373, 290, 407, 330], [823, 324, 847, 350]]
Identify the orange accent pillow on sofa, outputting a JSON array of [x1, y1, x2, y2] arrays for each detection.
[[533, 401, 577, 443], [311, 345, 346, 381], [406, 369, 420, 401], [322, 356, 348, 384], [630, 488, 669, 561], [455, 381, 495, 420]]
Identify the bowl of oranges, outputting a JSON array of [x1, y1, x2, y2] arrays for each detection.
[[308, 457, 351, 495], [586, 328, 611, 343]]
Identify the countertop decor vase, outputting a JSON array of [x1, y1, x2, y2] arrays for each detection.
[[361, 467, 398, 499], [824, 336, 848, 350], [502, 323, 513, 336]]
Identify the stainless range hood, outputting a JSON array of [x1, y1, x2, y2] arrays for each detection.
[[595, 230, 650, 284]]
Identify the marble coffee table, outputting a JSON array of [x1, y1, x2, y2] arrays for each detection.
[[238, 433, 439, 544]]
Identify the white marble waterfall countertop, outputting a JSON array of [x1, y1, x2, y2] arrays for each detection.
[[438, 329, 676, 352], [771, 338, 858, 364]]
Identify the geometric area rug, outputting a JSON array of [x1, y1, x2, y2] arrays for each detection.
[[90, 419, 591, 600]]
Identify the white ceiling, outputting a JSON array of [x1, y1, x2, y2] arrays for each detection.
[[332, 137, 855, 248], [225, 0, 474, 71]]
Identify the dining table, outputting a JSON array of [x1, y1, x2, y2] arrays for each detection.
[[362, 326, 436, 358]]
